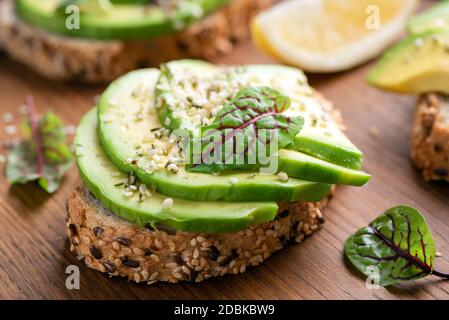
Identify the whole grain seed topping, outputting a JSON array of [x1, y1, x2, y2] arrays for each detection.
[[278, 210, 289, 218], [193, 249, 200, 259], [277, 171, 289, 182], [141, 270, 150, 280], [181, 266, 191, 275], [103, 261, 116, 273], [208, 246, 220, 261], [112, 241, 121, 250], [93, 226, 104, 237], [133, 248, 145, 256], [68, 224, 77, 236], [82, 236, 91, 244], [2, 112, 14, 123], [72, 236, 80, 246], [89, 245, 103, 260], [162, 198, 174, 209], [150, 254, 160, 262], [174, 253, 184, 265], [150, 272, 159, 281], [123, 259, 140, 268], [114, 258, 122, 267], [166, 262, 178, 269], [115, 237, 131, 246], [173, 271, 183, 279]]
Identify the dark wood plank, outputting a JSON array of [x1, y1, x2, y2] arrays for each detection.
[[0, 0, 448, 300]]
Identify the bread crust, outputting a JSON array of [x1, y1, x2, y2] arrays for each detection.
[[411, 93, 449, 182], [67, 183, 332, 284], [0, 0, 278, 83]]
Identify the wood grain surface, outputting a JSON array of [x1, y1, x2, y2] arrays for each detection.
[[1, 0, 448, 300]]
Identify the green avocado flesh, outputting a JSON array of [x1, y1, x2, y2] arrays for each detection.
[[76, 108, 281, 233], [97, 64, 369, 201], [16, 0, 229, 40], [156, 60, 364, 170], [367, 32, 449, 94], [408, 0, 449, 35], [98, 68, 334, 201]]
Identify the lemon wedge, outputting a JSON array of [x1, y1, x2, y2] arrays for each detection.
[[252, 0, 418, 73]]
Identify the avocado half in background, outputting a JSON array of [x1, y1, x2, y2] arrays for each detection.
[[367, 1, 449, 183], [67, 59, 370, 284], [0, 0, 279, 83]]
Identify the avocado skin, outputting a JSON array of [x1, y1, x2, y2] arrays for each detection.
[[367, 31, 449, 94], [16, 0, 230, 40], [77, 108, 283, 234], [97, 68, 333, 202]]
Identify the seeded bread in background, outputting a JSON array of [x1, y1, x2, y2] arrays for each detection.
[[0, 0, 278, 84], [67, 183, 331, 284], [411, 93, 449, 182]]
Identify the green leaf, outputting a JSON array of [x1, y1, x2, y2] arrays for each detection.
[[39, 111, 73, 164], [186, 86, 304, 173], [344, 206, 436, 286], [6, 142, 72, 193], [6, 98, 73, 193]]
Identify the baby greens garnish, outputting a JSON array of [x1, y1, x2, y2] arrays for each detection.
[[186, 86, 304, 173], [345, 206, 449, 286], [6, 96, 73, 193]]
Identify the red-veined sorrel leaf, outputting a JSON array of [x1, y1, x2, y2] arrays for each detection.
[[186, 86, 304, 173], [345, 206, 449, 286], [6, 96, 73, 193]]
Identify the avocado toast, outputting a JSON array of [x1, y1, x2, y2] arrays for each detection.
[[67, 60, 370, 284], [0, 0, 278, 83]]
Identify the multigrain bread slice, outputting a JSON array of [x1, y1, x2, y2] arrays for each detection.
[[0, 0, 278, 83], [411, 93, 449, 182], [66, 183, 332, 284]]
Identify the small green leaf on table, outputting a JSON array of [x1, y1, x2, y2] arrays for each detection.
[[345, 205, 449, 286], [6, 96, 73, 193]]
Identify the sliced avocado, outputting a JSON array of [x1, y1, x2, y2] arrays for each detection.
[[408, 0, 449, 35], [156, 60, 219, 131], [278, 150, 370, 187], [77, 108, 281, 233], [156, 60, 363, 169], [16, 0, 229, 40], [98, 68, 333, 202], [367, 31, 449, 94]]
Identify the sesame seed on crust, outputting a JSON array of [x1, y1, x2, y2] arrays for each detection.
[[66, 182, 333, 284]]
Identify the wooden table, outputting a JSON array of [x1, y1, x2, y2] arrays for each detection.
[[1, 0, 448, 300]]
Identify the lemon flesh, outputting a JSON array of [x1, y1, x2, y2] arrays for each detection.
[[252, 0, 418, 73]]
